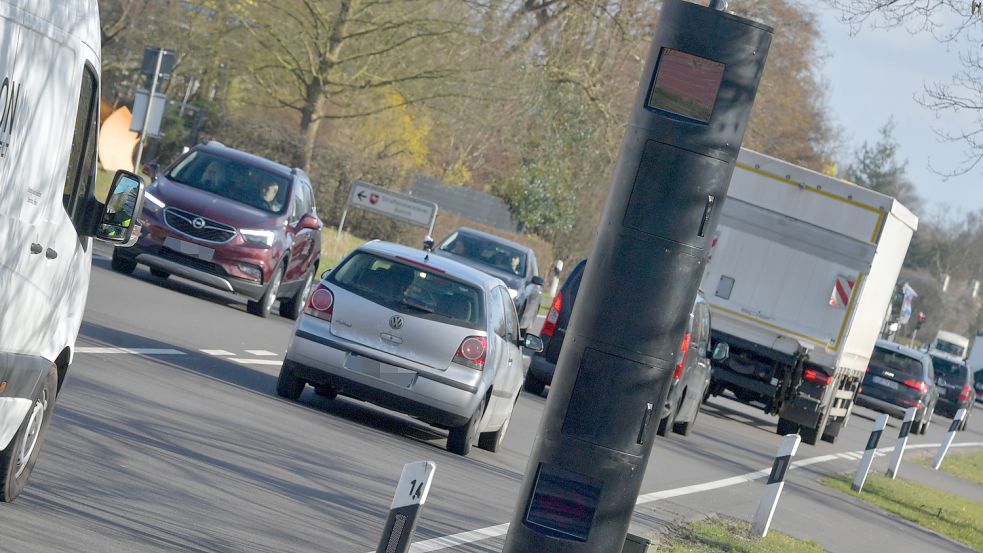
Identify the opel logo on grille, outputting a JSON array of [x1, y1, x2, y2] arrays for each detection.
[[192, 217, 206, 229], [389, 315, 403, 330]]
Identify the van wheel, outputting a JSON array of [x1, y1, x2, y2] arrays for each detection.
[[110, 250, 137, 274], [448, 398, 485, 456], [279, 268, 314, 320], [150, 268, 170, 279], [523, 372, 546, 396], [248, 265, 283, 318], [0, 365, 57, 502], [275, 363, 305, 400]]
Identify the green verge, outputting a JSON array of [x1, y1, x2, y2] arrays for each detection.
[[317, 228, 366, 277], [660, 516, 823, 553], [821, 473, 983, 550], [918, 450, 983, 486]]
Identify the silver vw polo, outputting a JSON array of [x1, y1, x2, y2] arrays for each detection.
[[277, 240, 543, 456]]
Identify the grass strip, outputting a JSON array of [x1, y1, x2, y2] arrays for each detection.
[[660, 516, 823, 553], [822, 473, 983, 550], [919, 450, 983, 486]]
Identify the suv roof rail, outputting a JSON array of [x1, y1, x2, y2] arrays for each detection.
[[206, 140, 226, 148]]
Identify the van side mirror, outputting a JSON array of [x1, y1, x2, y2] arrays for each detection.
[[531, 275, 545, 286], [141, 163, 159, 180], [523, 334, 545, 353], [95, 170, 145, 245], [712, 342, 729, 362]]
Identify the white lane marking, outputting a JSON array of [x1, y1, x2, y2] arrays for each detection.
[[245, 350, 278, 356], [76, 347, 184, 355], [232, 358, 283, 366], [382, 441, 983, 553], [201, 349, 236, 356]]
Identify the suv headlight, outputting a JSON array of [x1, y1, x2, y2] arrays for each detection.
[[240, 228, 276, 248], [143, 191, 165, 213]]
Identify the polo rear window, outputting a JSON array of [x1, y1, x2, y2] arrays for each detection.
[[331, 252, 484, 329]]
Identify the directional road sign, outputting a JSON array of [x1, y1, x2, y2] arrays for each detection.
[[338, 181, 438, 239]]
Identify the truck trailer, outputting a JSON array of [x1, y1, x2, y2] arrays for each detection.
[[702, 148, 917, 444]]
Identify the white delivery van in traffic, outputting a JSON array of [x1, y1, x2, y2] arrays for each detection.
[[702, 148, 917, 445], [0, 0, 144, 501], [931, 330, 970, 361]]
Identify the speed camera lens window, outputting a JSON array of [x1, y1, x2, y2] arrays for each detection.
[[647, 48, 725, 123], [524, 464, 602, 542]]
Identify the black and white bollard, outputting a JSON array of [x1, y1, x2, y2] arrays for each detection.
[[886, 407, 916, 479], [932, 408, 967, 470], [752, 433, 801, 537], [852, 413, 889, 492], [376, 461, 436, 553]]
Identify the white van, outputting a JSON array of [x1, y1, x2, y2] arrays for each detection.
[[0, 0, 144, 502], [931, 330, 970, 361]]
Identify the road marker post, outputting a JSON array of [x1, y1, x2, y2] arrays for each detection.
[[932, 408, 967, 470], [752, 433, 801, 537], [376, 461, 435, 553], [886, 407, 916, 479], [852, 413, 889, 492]]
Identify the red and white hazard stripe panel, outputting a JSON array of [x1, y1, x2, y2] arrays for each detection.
[[829, 275, 855, 308]]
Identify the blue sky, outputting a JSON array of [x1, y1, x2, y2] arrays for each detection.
[[816, 4, 980, 215]]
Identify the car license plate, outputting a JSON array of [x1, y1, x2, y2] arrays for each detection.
[[346, 353, 415, 388], [872, 375, 898, 390], [164, 236, 215, 261]]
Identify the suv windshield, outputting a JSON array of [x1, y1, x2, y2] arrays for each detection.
[[166, 151, 290, 214], [870, 347, 924, 380], [931, 355, 968, 385], [438, 232, 527, 277], [331, 252, 484, 329]]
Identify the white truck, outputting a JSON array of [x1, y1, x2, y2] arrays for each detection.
[[702, 148, 917, 445], [931, 330, 970, 361], [0, 0, 144, 501]]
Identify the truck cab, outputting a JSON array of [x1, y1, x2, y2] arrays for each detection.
[[930, 330, 970, 361], [0, 0, 144, 502]]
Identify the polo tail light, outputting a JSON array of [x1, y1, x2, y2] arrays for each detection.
[[541, 292, 563, 337], [959, 385, 972, 402], [453, 336, 487, 371], [304, 283, 334, 321], [672, 333, 691, 381], [903, 379, 929, 394]]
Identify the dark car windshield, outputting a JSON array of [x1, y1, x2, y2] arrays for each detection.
[[870, 347, 925, 379], [330, 252, 484, 329], [438, 232, 527, 277], [166, 151, 290, 214], [931, 355, 968, 385]]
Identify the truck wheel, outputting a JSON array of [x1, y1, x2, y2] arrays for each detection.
[[279, 268, 315, 320], [248, 264, 283, 318], [799, 418, 827, 446], [523, 372, 546, 396], [777, 417, 799, 436], [448, 398, 485, 456], [275, 363, 305, 400], [110, 249, 137, 274], [0, 366, 57, 502]]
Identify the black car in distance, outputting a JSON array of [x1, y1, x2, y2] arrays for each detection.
[[855, 340, 937, 435], [525, 259, 723, 438], [929, 351, 975, 431], [434, 227, 544, 333]]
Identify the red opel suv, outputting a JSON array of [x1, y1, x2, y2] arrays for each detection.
[[112, 141, 322, 318]]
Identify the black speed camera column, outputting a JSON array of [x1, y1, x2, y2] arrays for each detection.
[[501, 1, 772, 552]]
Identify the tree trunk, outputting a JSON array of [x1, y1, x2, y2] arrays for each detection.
[[299, 85, 326, 172]]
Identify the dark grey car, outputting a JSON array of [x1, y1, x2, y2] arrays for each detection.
[[930, 352, 975, 431], [855, 340, 937, 435], [524, 257, 718, 438], [434, 228, 543, 332]]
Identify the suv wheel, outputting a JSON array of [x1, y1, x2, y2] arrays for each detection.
[[279, 268, 314, 320], [111, 249, 137, 274], [248, 264, 283, 318]]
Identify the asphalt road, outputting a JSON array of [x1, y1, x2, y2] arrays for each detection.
[[1, 249, 980, 552]]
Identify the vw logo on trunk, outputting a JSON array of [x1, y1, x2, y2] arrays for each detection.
[[389, 315, 403, 330], [192, 217, 206, 229]]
